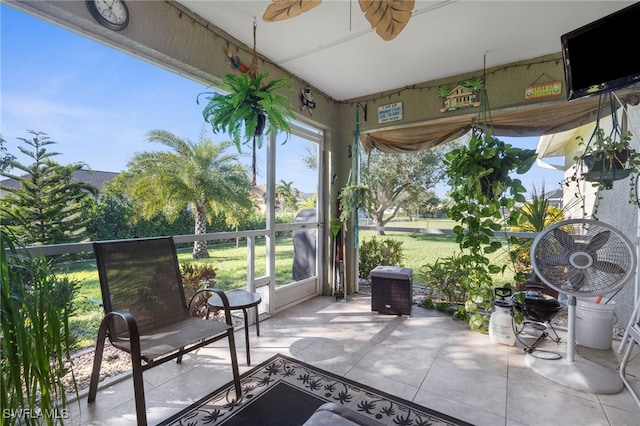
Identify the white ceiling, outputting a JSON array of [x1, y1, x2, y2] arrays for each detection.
[[177, 1, 635, 101]]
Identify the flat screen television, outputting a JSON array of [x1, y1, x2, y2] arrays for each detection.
[[561, 2, 640, 100]]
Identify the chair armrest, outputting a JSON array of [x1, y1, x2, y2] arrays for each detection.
[[189, 288, 234, 326], [187, 287, 211, 310], [100, 311, 141, 357]]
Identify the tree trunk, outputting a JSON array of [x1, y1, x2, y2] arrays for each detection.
[[372, 202, 402, 236], [192, 206, 210, 259], [372, 211, 386, 235]]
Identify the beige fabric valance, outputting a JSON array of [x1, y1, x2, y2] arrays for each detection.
[[361, 90, 640, 154]]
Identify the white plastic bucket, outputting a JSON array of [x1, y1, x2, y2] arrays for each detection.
[[575, 298, 615, 350]]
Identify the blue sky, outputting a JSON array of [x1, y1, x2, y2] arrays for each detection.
[[1, 4, 562, 198], [1, 5, 211, 170]]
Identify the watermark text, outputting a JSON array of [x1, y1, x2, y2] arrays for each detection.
[[2, 408, 70, 420]]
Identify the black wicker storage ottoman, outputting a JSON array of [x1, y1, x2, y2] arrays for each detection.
[[370, 266, 413, 315]]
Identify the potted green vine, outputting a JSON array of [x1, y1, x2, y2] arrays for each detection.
[[446, 131, 536, 202], [444, 130, 536, 331], [197, 71, 295, 185], [333, 184, 372, 301]]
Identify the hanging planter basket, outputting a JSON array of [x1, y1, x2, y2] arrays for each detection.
[[583, 149, 629, 172], [583, 149, 632, 189], [479, 169, 507, 201], [197, 20, 294, 186], [337, 184, 373, 224], [254, 113, 266, 136], [571, 93, 640, 193]]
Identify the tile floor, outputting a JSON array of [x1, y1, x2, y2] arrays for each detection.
[[65, 294, 640, 426]]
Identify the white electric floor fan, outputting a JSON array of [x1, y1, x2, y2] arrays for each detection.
[[528, 219, 637, 393]]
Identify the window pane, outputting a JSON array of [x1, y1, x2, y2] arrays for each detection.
[[275, 133, 319, 220]]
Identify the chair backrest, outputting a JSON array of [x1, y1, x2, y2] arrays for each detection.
[[93, 237, 190, 339]]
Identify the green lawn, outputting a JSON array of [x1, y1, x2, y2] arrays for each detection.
[[373, 218, 459, 230], [361, 217, 517, 287], [60, 220, 516, 350], [359, 230, 460, 283]]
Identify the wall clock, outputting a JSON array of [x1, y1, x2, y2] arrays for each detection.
[[86, 0, 129, 31]]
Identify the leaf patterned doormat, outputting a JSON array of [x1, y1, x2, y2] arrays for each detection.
[[158, 354, 473, 426]]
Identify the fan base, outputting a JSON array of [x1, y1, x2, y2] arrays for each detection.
[[526, 353, 623, 394]]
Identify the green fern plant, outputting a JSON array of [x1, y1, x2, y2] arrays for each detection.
[[197, 72, 295, 185], [198, 72, 294, 150]]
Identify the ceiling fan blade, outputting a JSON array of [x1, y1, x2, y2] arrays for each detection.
[[552, 227, 575, 251], [263, 0, 322, 22], [585, 230, 610, 253], [359, 0, 414, 41], [593, 260, 627, 274]]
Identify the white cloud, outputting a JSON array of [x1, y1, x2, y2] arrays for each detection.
[[3, 93, 113, 121]]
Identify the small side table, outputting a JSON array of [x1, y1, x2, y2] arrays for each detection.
[[207, 289, 262, 366]]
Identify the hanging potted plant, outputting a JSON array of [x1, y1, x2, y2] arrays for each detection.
[[567, 92, 640, 202], [444, 127, 536, 331], [575, 127, 639, 190], [337, 184, 373, 225], [197, 22, 295, 186], [568, 125, 640, 219], [333, 184, 372, 302], [445, 129, 537, 202], [197, 72, 294, 185]]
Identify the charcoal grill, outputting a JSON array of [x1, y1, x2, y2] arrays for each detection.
[[511, 284, 562, 352], [512, 285, 562, 323]]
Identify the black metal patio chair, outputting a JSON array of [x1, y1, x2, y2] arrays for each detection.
[[87, 237, 241, 425]]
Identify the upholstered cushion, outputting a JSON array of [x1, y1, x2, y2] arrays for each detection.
[[302, 402, 382, 426]]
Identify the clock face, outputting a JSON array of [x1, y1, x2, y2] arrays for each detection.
[[87, 0, 129, 31]]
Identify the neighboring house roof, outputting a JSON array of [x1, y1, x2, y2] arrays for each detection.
[[544, 188, 564, 208], [0, 169, 118, 196], [72, 170, 119, 192], [544, 188, 563, 200], [516, 188, 564, 211]]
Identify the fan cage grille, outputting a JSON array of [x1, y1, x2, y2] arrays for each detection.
[[531, 220, 636, 297]]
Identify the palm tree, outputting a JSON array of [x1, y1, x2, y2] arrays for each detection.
[[437, 86, 450, 112], [510, 186, 568, 283], [117, 129, 253, 258], [275, 180, 299, 213]]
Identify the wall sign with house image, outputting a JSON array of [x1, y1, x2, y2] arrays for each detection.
[[437, 77, 483, 112]]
